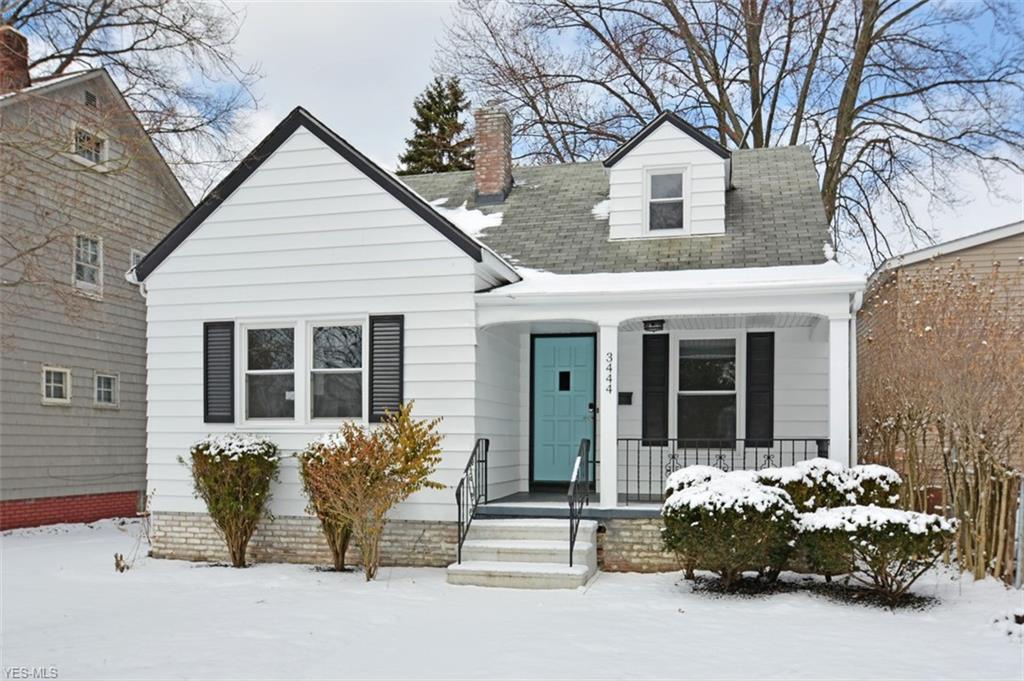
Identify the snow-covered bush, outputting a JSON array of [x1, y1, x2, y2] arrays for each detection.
[[841, 465, 902, 507], [300, 403, 444, 580], [756, 458, 849, 511], [183, 434, 280, 567], [664, 465, 723, 495], [662, 472, 797, 589], [797, 506, 957, 603]]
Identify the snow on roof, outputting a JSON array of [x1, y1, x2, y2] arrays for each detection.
[[0, 69, 100, 104], [591, 199, 610, 220], [429, 198, 503, 237], [480, 260, 865, 298]]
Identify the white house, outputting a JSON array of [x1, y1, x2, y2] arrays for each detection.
[[133, 106, 865, 587]]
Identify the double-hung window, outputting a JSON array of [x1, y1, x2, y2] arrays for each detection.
[[74, 235, 102, 292], [74, 128, 105, 164], [677, 338, 736, 445], [310, 325, 363, 418], [648, 171, 684, 231], [245, 327, 295, 419]]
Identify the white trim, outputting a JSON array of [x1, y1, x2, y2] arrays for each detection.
[[93, 372, 120, 408], [644, 166, 690, 236], [306, 320, 366, 422], [130, 248, 146, 270], [72, 233, 103, 298], [877, 220, 1024, 272], [68, 125, 111, 172], [240, 322, 298, 425], [41, 365, 72, 405]]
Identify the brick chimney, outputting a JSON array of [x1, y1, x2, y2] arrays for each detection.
[[0, 26, 30, 94], [474, 102, 513, 204]]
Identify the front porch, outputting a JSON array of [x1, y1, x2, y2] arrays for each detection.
[[471, 267, 861, 512]]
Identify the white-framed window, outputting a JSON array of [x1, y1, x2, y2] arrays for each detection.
[[74, 234, 103, 293], [243, 325, 296, 420], [647, 170, 685, 232], [130, 249, 146, 270], [41, 366, 71, 404], [94, 373, 119, 407], [74, 127, 105, 164], [677, 338, 736, 443], [309, 323, 363, 419]]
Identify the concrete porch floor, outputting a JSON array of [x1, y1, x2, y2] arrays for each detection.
[[479, 491, 661, 519]]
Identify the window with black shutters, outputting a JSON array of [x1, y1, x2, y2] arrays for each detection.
[[642, 334, 669, 445], [310, 324, 362, 419], [203, 322, 234, 423], [369, 315, 404, 422], [677, 338, 736, 445], [244, 326, 295, 420], [745, 332, 775, 447]]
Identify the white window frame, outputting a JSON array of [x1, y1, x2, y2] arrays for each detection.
[[41, 366, 72, 405], [236, 318, 369, 428], [241, 322, 299, 424], [644, 166, 690, 236], [71, 126, 107, 166], [307, 321, 366, 422], [670, 330, 744, 443], [94, 372, 119, 407], [73, 233, 103, 296], [130, 248, 146, 271]]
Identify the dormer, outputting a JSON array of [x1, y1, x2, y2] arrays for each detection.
[[603, 111, 731, 240]]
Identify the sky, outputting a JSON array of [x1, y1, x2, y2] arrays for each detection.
[[228, 1, 1022, 265]]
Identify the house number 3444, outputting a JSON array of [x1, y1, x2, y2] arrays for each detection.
[[604, 352, 615, 393]]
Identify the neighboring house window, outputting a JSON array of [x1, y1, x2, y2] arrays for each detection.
[[648, 171, 684, 231], [74, 128, 105, 164], [310, 325, 362, 419], [130, 249, 145, 270], [74, 235, 102, 292], [95, 373, 118, 406], [244, 326, 295, 419], [42, 366, 71, 403], [677, 338, 736, 443]]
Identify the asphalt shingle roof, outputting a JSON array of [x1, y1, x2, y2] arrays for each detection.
[[403, 145, 830, 274]]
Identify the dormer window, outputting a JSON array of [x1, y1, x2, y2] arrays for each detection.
[[648, 171, 684, 231]]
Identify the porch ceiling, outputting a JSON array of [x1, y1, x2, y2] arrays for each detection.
[[620, 312, 819, 331]]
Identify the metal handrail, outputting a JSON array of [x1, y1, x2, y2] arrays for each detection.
[[455, 438, 489, 564], [567, 438, 592, 567]]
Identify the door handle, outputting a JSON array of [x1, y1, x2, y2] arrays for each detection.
[[588, 402, 597, 413]]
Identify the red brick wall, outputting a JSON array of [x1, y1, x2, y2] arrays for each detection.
[[0, 491, 140, 530]]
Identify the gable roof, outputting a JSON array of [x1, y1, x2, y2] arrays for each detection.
[[403, 145, 829, 274], [1, 68, 191, 212], [135, 107, 487, 281], [875, 220, 1024, 274], [602, 111, 731, 167]]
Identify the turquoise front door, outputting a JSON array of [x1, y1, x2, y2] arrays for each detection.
[[531, 335, 595, 484]]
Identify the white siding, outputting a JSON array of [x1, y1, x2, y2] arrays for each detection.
[[474, 327, 522, 500], [608, 123, 727, 239], [144, 128, 481, 521]]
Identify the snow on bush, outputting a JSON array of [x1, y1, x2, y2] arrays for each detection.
[[757, 458, 902, 510], [663, 472, 797, 588], [183, 435, 280, 567], [797, 506, 957, 602], [841, 464, 902, 507], [664, 465, 723, 494]]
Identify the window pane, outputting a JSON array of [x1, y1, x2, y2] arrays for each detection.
[[677, 394, 736, 442], [45, 371, 66, 399], [247, 328, 294, 370], [679, 339, 735, 390], [651, 173, 682, 199], [246, 374, 294, 418], [311, 373, 362, 418], [649, 201, 683, 230], [96, 376, 115, 403], [75, 263, 98, 285], [313, 326, 361, 369]]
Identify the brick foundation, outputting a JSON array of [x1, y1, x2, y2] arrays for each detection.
[[598, 517, 681, 572], [151, 512, 459, 567], [0, 491, 141, 531]]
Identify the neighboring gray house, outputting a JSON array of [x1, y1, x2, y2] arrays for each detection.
[[0, 27, 191, 529]]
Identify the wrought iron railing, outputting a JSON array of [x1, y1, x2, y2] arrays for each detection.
[[567, 438, 592, 567], [455, 438, 489, 564], [618, 437, 830, 504]]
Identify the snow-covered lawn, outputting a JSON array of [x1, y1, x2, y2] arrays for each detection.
[[2, 520, 1020, 680]]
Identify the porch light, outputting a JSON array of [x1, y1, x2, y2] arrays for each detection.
[[643, 319, 665, 332]]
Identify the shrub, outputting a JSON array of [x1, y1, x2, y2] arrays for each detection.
[[797, 506, 957, 603], [300, 403, 443, 580], [662, 472, 797, 589], [298, 450, 351, 571], [756, 458, 849, 511], [183, 434, 280, 567], [841, 464, 902, 507], [664, 464, 723, 496]]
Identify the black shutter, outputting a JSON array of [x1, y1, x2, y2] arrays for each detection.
[[204, 321, 234, 423], [642, 334, 669, 446], [745, 332, 774, 447], [369, 315, 404, 422]]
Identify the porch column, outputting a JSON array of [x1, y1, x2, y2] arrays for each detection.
[[598, 323, 619, 507], [828, 315, 852, 466]]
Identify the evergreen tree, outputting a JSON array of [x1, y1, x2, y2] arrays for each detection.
[[396, 76, 474, 175]]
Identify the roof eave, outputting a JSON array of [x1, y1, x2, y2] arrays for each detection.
[[602, 111, 731, 168]]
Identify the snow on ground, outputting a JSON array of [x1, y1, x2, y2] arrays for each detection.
[[2, 520, 1020, 680]]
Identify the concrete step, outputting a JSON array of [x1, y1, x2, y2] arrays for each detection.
[[446, 561, 594, 589], [466, 518, 597, 543], [460, 538, 596, 566]]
